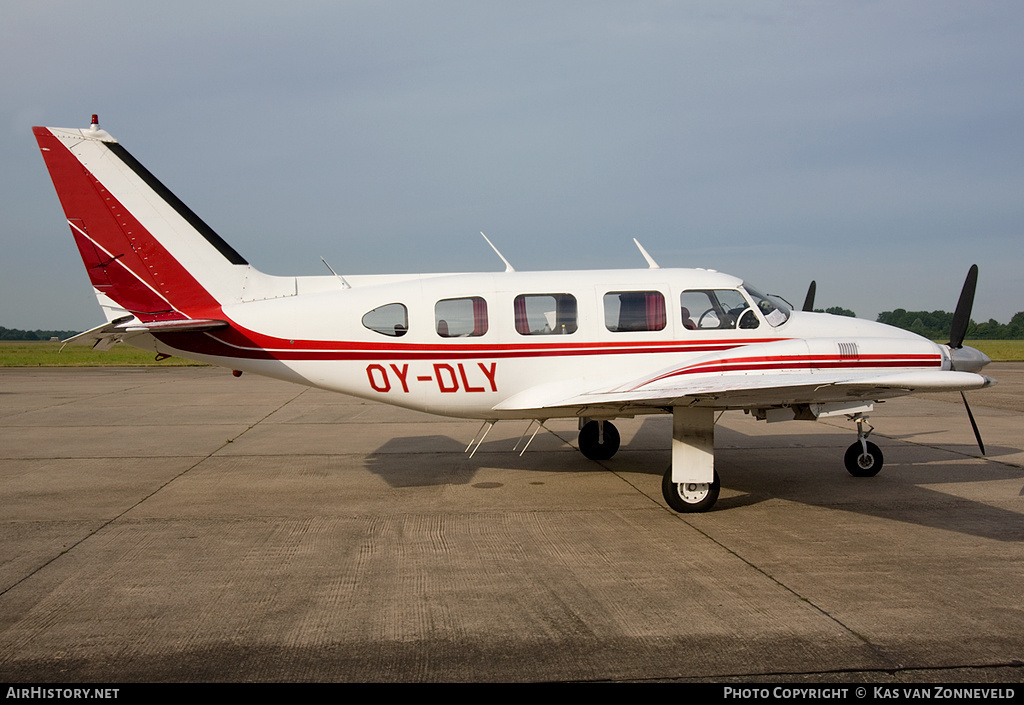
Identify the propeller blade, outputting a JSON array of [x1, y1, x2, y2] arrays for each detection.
[[948, 264, 978, 349], [961, 392, 985, 455], [802, 280, 816, 312]]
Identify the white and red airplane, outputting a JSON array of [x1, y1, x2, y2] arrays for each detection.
[[33, 117, 996, 513]]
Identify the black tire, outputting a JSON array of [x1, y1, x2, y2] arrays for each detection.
[[578, 420, 620, 461], [662, 467, 721, 513], [844, 441, 883, 477]]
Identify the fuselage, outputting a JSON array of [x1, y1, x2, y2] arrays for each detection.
[[30, 120, 986, 425], [136, 266, 951, 420]]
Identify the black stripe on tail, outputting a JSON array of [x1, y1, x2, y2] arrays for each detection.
[[105, 143, 249, 266]]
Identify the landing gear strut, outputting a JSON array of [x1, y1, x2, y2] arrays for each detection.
[[662, 407, 719, 513], [844, 415, 883, 477], [578, 420, 620, 461]]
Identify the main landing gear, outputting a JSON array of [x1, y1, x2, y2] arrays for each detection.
[[578, 409, 723, 514], [845, 415, 884, 477], [662, 468, 721, 513], [575, 411, 885, 515], [577, 419, 620, 461]]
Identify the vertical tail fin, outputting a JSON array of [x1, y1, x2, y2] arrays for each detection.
[[33, 119, 250, 323]]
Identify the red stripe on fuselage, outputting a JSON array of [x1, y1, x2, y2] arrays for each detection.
[[629, 353, 944, 390], [154, 323, 788, 362]]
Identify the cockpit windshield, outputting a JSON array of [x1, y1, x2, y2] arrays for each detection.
[[741, 284, 791, 327]]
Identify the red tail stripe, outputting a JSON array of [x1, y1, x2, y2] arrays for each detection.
[[33, 128, 221, 321]]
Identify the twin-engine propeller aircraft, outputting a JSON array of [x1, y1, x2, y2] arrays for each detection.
[[34, 117, 996, 513]]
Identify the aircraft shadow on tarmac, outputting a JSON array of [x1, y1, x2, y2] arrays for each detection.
[[364, 416, 1024, 543], [363, 427, 590, 489]]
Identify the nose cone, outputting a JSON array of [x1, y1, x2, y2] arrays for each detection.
[[949, 345, 991, 373]]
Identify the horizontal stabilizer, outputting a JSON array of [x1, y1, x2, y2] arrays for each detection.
[[119, 319, 229, 333], [62, 317, 229, 351], [61, 316, 135, 350]]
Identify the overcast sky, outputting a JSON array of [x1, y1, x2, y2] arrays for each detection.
[[3, 1, 1022, 330]]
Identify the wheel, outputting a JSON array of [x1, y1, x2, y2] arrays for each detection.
[[844, 441, 883, 477], [662, 468, 721, 513], [578, 420, 620, 461]]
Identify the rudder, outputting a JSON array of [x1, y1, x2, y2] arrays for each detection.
[[33, 118, 250, 324]]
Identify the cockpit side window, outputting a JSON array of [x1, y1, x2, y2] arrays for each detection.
[[680, 290, 759, 330], [362, 303, 408, 337]]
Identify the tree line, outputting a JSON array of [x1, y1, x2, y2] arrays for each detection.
[[804, 306, 1023, 339], [0, 327, 80, 341], [875, 310, 1024, 340]]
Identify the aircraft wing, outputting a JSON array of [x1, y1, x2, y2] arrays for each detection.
[[493, 369, 994, 414], [493, 337, 995, 415]]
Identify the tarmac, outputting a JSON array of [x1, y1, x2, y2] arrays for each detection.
[[1, 363, 1022, 683]]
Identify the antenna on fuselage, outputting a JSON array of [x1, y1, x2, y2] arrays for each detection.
[[320, 257, 351, 289], [480, 232, 515, 272], [633, 238, 660, 269]]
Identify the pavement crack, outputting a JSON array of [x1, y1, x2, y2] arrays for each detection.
[[673, 514, 905, 671], [0, 387, 308, 600]]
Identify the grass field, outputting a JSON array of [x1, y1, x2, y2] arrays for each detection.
[[2, 338, 1023, 367], [962, 339, 1024, 361], [0, 341, 208, 367]]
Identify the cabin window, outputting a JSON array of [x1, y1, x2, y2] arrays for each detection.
[[680, 289, 759, 330], [435, 297, 488, 337], [362, 303, 408, 337], [604, 291, 666, 332], [514, 294, 577, 335]]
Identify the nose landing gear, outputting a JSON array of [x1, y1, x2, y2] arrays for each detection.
[[845, 415, 883, 477]]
